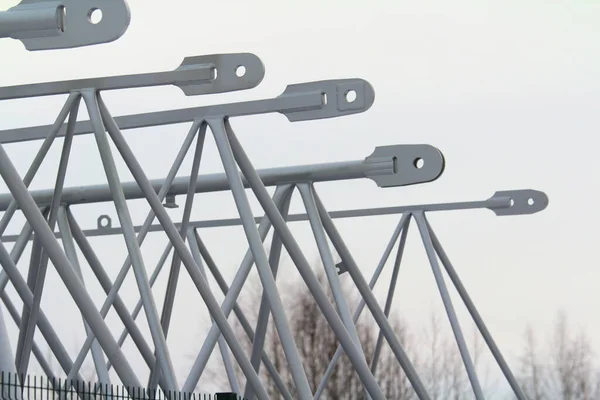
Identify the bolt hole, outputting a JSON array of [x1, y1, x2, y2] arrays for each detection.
[[413, 158, 424, 169], [527, 198, 535, 206], [88, 8, 102, 24], [345, 90, 357, 103], [211, 67, 218, 79], [57, 5, 67, 32], [235, 65, 246, 77], [509, 198, 515, 206], [321, 93, 328, 105]]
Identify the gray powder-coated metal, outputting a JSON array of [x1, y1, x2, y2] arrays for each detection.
[[1, 0, 130, 51], [0, 9, 551, 400]]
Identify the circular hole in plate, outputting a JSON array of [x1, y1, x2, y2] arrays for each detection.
[[88, 8, 103, 24], [509, 198, 515, 206], [235, 65, 246, 77], [345, 90, 357, 103], [413, 158, 424, 169], [527, 198, 535, 205]]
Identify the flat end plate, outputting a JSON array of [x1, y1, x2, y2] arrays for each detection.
[[12, 0, 130, 51], [488, 190, 549, 216], [279, 79, 375, 121], [364, 145, 446, 187], [175, 53, 265, 96]]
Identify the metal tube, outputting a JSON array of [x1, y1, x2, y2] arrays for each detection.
[[0, 141, 141, 390], [312, 192, 430, 399], [313, 214, 410, 399], [187, 230, 240, 394], [0, 304, 16, 373], [181, 187, 286, 392], [243, 189, 293, 400], [98, 97, 270, 400], [56, 206, 110, 384], [425, 218, 528, 400], [0, 5, 61, 38], [191, 229, 293, 400], [148, 125, 207, 390], [65, 118, 199, 391], [104, 242, 173, 373], [225, 122, 387, 400], [371, 215, 411, 374], [0, 238, 85, 383], [413, 212, 484, 399], [66, 207, 153, 358], [0, 93, 79, 234], [209, 118, 312, 400], [0, 160, 375, 211], [83, 90, 179, 391], [0, 294, 55, 380], [0, 216, 38, 295], [16, 94, 80, 376]]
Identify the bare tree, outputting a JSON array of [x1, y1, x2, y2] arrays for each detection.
[[199, 261, 498, 399], [517, 312, 600, 400]]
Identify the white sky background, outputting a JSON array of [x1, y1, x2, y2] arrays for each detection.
[[0, 0, 599, 396]]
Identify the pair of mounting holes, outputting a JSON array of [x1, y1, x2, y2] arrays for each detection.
[[508, 198, 535, 207], [56, 6, 102, 32]]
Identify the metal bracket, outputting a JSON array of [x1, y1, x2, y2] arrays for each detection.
[[486, 190, 549, 216], [96, 214, 111, 230], [0, 53, 265, 100], [163, 194, 179, 209], [278, 79, 375, 122], [363, 145, 445, 188], [335, 262, 348, 275], [1, 0, 130, 51]]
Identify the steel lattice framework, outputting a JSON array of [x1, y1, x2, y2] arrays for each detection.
[[0, 2, 549, 400]]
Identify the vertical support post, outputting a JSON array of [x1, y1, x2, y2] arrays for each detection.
[[82, 89, 179, 391], [413, 211, 484, 399], [15, 93, 81, 376], [224, 122, 387, 400], [244, 188, 293, 400], [148, 124, 207, 390], [187, 229, 240, 394], [425, 218, 527, 400], [57, 206, 111, 384], [370, 214, 411, 374]]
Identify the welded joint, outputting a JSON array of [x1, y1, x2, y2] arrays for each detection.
[[1, 0, 130, 51], [486, 190, 549, 216], [97, 215, 112, 230], [364, 145, 446, 188]]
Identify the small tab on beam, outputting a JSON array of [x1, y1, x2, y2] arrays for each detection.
[[364, 145, 445, 188], [4, 0, 130, 51], [279, 79, 375, 121], [487, 190, 549, 216]]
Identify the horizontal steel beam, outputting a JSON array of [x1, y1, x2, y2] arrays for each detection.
[[0, 144, 444, 211], [0, 190, 549, 242]]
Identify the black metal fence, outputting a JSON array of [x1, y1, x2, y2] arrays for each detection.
[[0, 372, 244, 400]]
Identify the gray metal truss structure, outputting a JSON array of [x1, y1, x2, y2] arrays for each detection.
[[0, 6, 549, 400]]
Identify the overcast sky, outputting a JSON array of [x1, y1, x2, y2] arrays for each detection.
[[0, 0, 599, 396]]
